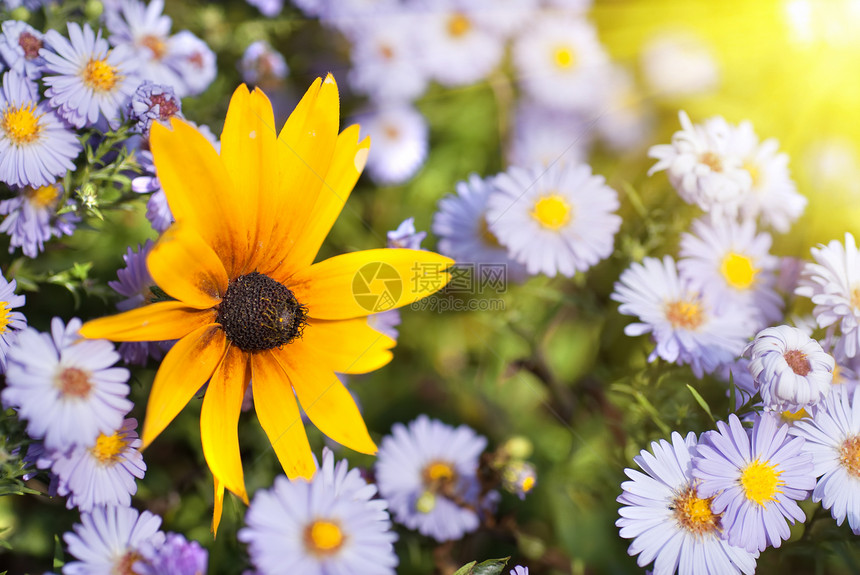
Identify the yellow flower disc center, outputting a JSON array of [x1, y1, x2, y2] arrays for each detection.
[[521, 475, 536, 493], [783, 349, 811, 376], [840, 435, 860, 478], [851, 286, 860, 310], [91, 431, 126, 464], [532, 194, 572, 230], [83, 58, 119, 92], [0, 302, 9, 334], [479, 217, 502, 248], [665, 300, 704, 330], [55, 367, 93, 398], [26, 184, 59, 209], [720, 252, 758, 290], [2, 104, 42, 144], [426, 461, 455, 482], [740, 459, 782, 506], [305, 520, 345, 554], [781, 408, 810, 423], [744, 160, 762, 188], [447, 12, 472, 38], [553, 45, 577, 69], [700, 151, 724, 172], [671, 485, 720, 536]]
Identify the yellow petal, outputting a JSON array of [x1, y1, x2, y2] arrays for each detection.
[[79, 302, 216, 342], [141, 325, 228, 449], [200, 345, 249, 504], [212, 475, 224, 537], [293, 318, 394, 374], [219, 86, 279, 273], [259, 75, 341, 278], [150, 119, 251, 278], [272, 346, 377, 455], [146, 222, 229, 309], [280, 124, 370, 272], [287, 248, 454, 320], [250, 351, 315, 480]]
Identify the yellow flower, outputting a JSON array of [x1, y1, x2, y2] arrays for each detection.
[[79, 75, 452, 533]]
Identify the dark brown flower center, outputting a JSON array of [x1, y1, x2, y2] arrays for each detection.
[[216, 272, 307, 352], [18, 32, 42, 60], [150, 94, 179, 121], [784, 349, 810, 376]]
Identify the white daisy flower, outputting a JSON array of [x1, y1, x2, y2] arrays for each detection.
[[511, 13, 611, 112], [791, 385, 860, 534], [319, 0, 401, 36], [487, 162, 621, 278], [467, 0, 540, 39], [678, 216, 782, 329], [357, 104, 428, 185], [347, 14, 427, 102], [507, 102, 591, 169], [413, 0, 504, 88], [611, 256, 752, 377], [432, 173, 529, 283], [640, 30, 719, 97], [796, 233, 860, 359], [729, 121, 806, 233], [648, 111, 752, 217], [745, 325, 834, 413]]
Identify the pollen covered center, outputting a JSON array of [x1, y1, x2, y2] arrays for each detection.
[[783, 349, 811, 376], [2, 104, 42, 144], [553, 45, 577, 69], [55, 367, 93, 398], [91, 431, 127, 464], [720, 252, 758, 289], [700, 151, 724, 172], [532, 194, 572, 230], [304, 520, 345, 554], [83, 58, 119, 92], [665, 300, 704, 330], [26, 184, 59, 209], [18, 32, 43, 60], [447, 12, 472, 38], [150, 94, 180, 121], [0, 301, 9, 333], [671, 484, 720, 536], [216, 271, 308, 352], [740, 458, 782, 506], [839, 435, 860, 478]]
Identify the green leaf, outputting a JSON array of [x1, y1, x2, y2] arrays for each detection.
[[453, 557, 510, 575], [686, 384, 716, 425], [53, 534, 65, 569]]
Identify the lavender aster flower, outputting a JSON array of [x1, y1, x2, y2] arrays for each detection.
[[136, 532, 208, 575], [487, 162, 621, 278], [611, 256, 751, 377], [0, 71, 81, 188], [41, 22, 139, 129], [62, 505, 165, 575], [375, 415, 492, 542], [387, 217, 426, 250], [2, 317, 132, 452], [239, 448, 398, 575], [791, 385, 860, 534], [246, 0, 284, 17], [128, 81, 182, 135], [167, 31, 216, 98], [745, 325, 834, 413], [239, 40, 288, 87], [0, 272, 25, 373], [0, 21, 46, 80], [357, 104, 428, 186], [0, 182, 80, 257], [692, 413, 815, 553], [51, 418, 145, 511], [618, 431, 758, 574], [510, 567, 529, 575]]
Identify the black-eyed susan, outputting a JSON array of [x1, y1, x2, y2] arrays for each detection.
[[79, 75, 453, 532]]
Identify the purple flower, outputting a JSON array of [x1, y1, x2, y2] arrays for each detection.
[[0, 271, 25, 373], [239, 448, 398, 575], [62, 505, 165, 575], [41, 22, 139, 129], [136, 532, 208, 575], [0, 71, 81, 188], [0, 182, 80, 257], [692, 413, 815, 552], [2, 317, 132, 452], [0, 20, 46, 80], [386, 217, 426, 250], [166, 31, 216, 98], [375, 415, 493, 542], [128, 81, 182, 135], [239, 40, 288, 87], [51, 418, 146, 510]]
